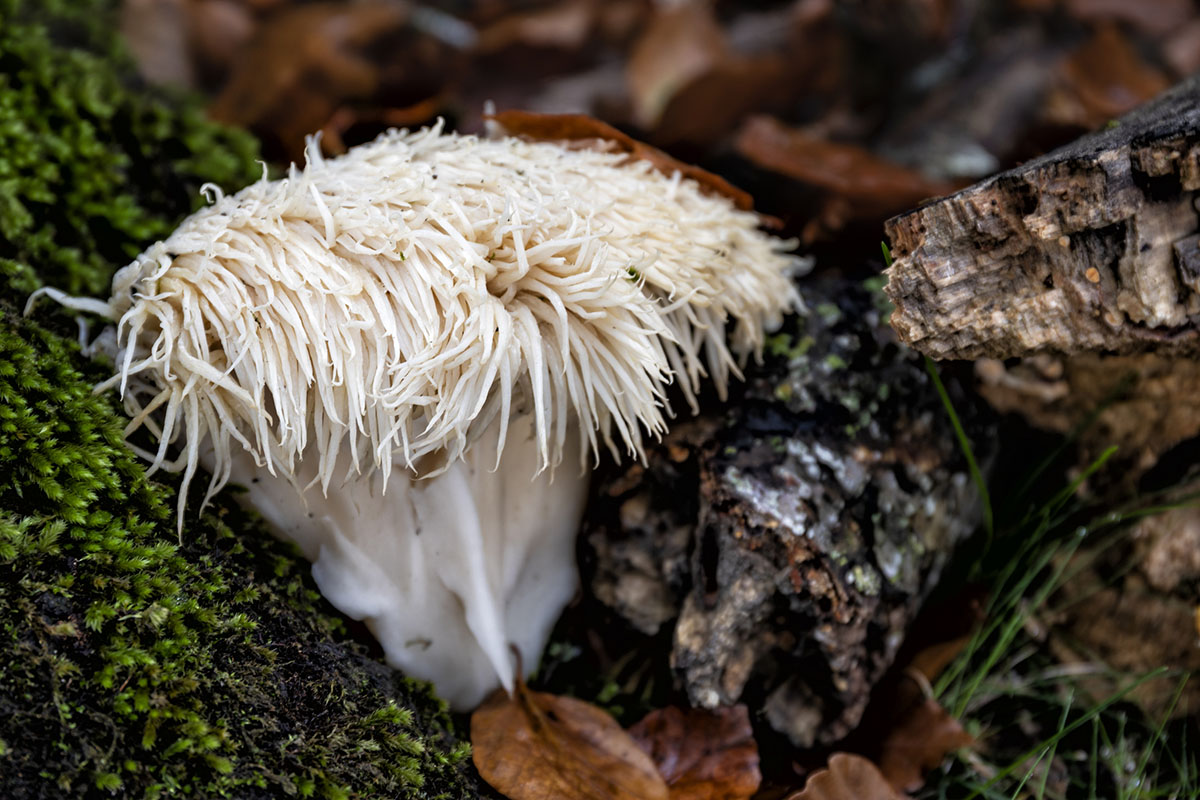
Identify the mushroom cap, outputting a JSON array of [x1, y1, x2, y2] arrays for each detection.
[[103, 122, 801, 509]]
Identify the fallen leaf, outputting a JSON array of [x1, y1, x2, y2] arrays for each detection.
[[877, 696, 973, 793], [475, 0, 599, 53], [1064, 0, 1194, 37], [628, 2, 824, 148], [628, 705, 761, 800], [471, 680, 669, 800], [1044, 22, 1171, 129], [319, 96, 443, 155], [735, 115, 959, 206], [121, 0, 196, 87], [487, 110, 756, 211], [648, 52, 791, 149], [1164, 19, 1200, 76], [209, 1, 422, 159], [187, 0, 257, 82], [907, 635, 971, 684], [734, 115, 960, 238], [626, 0, 726, 129], [787, 753, 906, 800]]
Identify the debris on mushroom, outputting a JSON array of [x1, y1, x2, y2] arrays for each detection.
[[32, 121, 802, 709]]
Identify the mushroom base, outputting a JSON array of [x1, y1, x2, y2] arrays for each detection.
[[216, 414, 588, 710]]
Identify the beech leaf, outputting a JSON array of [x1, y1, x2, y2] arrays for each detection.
[[788, 753, 906, 800], [628, 705, 761, 800], [877, 696, 973, 793], [487, 110, 756, 211], [471, 681, 670, 800]]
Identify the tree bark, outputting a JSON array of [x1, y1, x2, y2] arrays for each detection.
[[885, 73, 1200, 360], [581, 281, 985, 748]]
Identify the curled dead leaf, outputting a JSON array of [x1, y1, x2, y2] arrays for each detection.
[[907, 635, 972, 684], [628, 705, 761, 800], [471, 680, 669, 800], [877, 696, 973, 793], [487, 110, 756, 212], [626, 0, 726, 129], [475, 0, 600, 53], [735, 115, 960, 207], [734, 115, 961, 238], [788, 753, 906, 800], [209, 2, 403, 154], [1065, 0, 1194, 37], [1045, 22, 1171, 129]]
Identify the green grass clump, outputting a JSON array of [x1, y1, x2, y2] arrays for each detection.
[[0, 2, 476, 797], [918, 366, 1198, 800]]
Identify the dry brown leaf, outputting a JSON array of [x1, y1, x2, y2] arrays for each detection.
[[1164, 18, 1200, 76], [475, 0, 598, 53], [471, 680, 670, 800], [1064, 0, 1195, 37], [1045, 22, 1171, 129], [121, 0, 196, 87], [649, 53, 791, 149], [473, 0, 646, 54], [734, 115, 960, 238], [788, 753, 906, 800], [209, 2, 412, 159], [907, 636, 971, 684], [187, 0, 257, 81], [487, 110, 756, 211], [626, 0, 726, 129], [877, 697, 973, 793], [627, 705, 761, 800], [735, 115, 959, 205], [628, 1, 826, 148]]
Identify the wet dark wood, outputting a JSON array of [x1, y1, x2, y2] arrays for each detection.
[[885, 74, 1200, 360], [582, 281, 985, 748]]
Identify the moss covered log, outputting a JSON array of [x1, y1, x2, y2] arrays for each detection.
[[0, 3, 477, 798]]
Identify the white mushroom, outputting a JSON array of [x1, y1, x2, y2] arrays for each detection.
[[36, 121, 802, 709]]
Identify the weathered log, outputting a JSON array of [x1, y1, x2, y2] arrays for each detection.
[[884, 73, 1200, 360], [582, 281, 984, 748]]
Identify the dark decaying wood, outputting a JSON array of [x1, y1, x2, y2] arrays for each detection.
[[884, 73, 1200, 360], [581, 281, 984, 748]]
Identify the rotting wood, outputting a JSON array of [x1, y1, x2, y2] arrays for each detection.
[[581, 280, 985, 748], [884, 73, 1200, 360]]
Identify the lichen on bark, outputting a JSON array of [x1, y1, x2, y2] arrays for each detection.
[[0, 2, 477, 797]]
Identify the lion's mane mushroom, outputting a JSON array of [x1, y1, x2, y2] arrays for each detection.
[[35, 121, 801, 709]]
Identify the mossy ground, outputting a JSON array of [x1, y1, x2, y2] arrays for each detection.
[[0, 3, 476, 797]]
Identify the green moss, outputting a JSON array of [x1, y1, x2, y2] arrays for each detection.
[[0, 3, 476, 798], [0, 0, 258, 298], [1, 288, 474, 800]]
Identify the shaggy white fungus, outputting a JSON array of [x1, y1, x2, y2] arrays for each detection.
[[36, 121, 802, 709]]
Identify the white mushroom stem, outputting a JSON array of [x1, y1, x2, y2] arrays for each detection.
[[222, 413, 585, 709]]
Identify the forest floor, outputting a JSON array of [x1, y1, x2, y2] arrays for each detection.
[[32, 0, 1200, 797]]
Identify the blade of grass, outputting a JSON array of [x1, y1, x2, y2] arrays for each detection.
[[962, 668, 1171, 800], [1010, 373, 1137, 505], [926, 355, 994, 549]]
